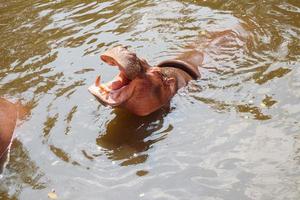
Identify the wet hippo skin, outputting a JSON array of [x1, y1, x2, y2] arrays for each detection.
[[89, 46, 203, 116], [0, 98, 18, 159]]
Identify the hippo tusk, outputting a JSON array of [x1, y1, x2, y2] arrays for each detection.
[[95, 76, 101, 87], [95, 75, 110, 93]]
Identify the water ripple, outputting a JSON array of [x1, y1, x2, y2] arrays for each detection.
[[1, 0, 300, 199]]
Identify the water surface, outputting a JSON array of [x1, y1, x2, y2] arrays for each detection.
[[0, 0, 300, 199]]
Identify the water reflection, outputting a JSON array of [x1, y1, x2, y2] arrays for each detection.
[[0, 140, 45, 199], [96, 108, 172, 166]]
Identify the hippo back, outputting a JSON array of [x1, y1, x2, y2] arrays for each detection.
[[0, 98, 17, 159], [157, 50, 203, 79]]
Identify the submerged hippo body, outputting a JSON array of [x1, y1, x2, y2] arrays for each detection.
[[89, 46, 203, 116], [0, 98, 18, 159]]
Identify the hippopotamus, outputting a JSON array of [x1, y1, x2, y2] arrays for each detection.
[[89, 45, 203, 116], [88, 46, 203, 116], [0, 98, 18, 159]]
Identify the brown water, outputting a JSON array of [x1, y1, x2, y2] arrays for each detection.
[[1, 0, 300, 199]]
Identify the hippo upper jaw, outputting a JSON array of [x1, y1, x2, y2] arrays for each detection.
[[100, 45, 144, 80]]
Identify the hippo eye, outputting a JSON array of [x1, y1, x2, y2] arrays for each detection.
[[156, 70, 169, 82], [150, 70, 165, 82], [160, 71, 168, 80]]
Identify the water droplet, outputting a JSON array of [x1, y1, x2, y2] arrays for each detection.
[[139, 193, 145, 197], [48, 191, 58, 200], [51, 161, 60, 166], [260, 103, 266, 108]]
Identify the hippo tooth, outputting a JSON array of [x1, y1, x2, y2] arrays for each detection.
[[95, 76, 101, 86]]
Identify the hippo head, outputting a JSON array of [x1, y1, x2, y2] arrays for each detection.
[[88, 46, 177, 116]]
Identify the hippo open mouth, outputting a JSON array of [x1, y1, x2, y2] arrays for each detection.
[[88, 46, 143, 106], [98, 72, 131, 91], [88, 72, 133, 106]]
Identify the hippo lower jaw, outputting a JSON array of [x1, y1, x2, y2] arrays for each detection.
[[88, 72, 135, 107]]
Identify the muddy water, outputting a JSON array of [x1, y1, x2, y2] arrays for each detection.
[[1, 0, 300, 199]]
